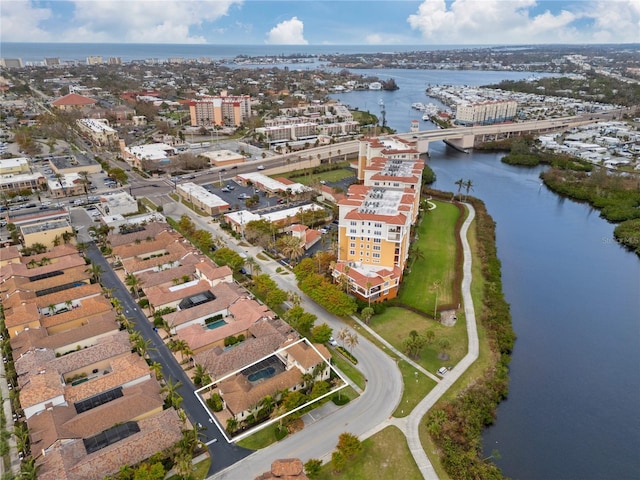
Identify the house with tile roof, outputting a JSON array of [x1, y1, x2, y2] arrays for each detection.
[[174, 296, 278, 354], [163, 281, 245, 334], [214, 338, 331, 424], [194, 318, 297, 381], [10, 314, 119, 359], [35, 408, 183, 480]]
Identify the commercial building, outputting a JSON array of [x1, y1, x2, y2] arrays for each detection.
[[199, 149, 245, 168], [20, 219, 74, 248], [119, 140, 177, 170], [51, 93, 97, 111], [0, 172, 47, 194], [176, 182, 230, 216], [76, 118, 118, 147], [0, 157, 30, 175], [98, 191, 138, 217]]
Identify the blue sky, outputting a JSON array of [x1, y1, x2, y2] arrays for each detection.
[[2, 0, 639, 45]]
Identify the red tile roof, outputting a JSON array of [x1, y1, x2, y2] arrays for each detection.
[[51, 93, 97, 107]]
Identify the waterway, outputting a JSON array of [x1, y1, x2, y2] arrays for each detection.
[[332, 69, 640, 479]]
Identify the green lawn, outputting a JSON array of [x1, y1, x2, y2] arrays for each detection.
[[281, 167, 354, 186], [370, 307, 468, 374], [237, 423, 284, 450], [394, 360, 436, 418], [398, 201, 460, 315], [314, 426, 423, 480]]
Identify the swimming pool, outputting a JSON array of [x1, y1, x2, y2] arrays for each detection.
[[248, 366, 276, 382], [205, 319, 227, 330]]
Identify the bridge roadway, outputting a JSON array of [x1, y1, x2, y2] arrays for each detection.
[[249, 112, 619, 167]]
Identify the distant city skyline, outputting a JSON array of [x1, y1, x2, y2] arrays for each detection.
[[1, 0, 639, 46]]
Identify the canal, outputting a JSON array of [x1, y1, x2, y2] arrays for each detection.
[[332, 69, 640, 480]]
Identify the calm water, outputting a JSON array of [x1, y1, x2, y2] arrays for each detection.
[[330, 70, 640, 479]]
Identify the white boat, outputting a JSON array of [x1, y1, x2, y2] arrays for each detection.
[[369, 82, 382, 90], [412, 102, 425, 110]]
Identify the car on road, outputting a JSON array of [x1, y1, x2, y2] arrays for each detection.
[[238, 193, 251, 199], [231, 165, 238, 169], [257, 165, 265, 170]]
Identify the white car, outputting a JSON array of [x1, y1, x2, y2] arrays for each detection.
[[257, 165, 265, 170], [437, 367, 449, 376], [328, 337, 338, 347]]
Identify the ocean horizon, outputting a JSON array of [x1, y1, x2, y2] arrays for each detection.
[[2, 42, 502, 64]]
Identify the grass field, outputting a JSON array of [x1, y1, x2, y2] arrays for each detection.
[[370, 307, 468, 373], [282, 167, 354, 186], [314, 426, 423, 480], [397, 201, 460, 315], [394, 360, 436, 418]]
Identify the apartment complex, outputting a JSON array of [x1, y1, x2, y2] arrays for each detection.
[[455, 99, 518, 126], [189, 95, 252, 127], [332, 136, 424, 302]]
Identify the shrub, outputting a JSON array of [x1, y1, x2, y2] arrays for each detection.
[[206, 393, 223, 412], [137, 298, 149, 308], [332, 393, 350, 406]]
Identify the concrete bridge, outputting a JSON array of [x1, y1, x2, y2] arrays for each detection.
[[400, 112, 619, 154]]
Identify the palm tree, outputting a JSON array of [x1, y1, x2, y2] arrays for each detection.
[[86, 263, 103, 283], [192, 364, 211, 387], [48, 304, 56, 316], [78, 170, 91, 202], [111, 298, 123, 315], [464, 179, 474, 201], [54, 172, 67, 197], [149, 361, 164, 381], [454, 178, 464, 201], [19, 457, 38, 480], [260, 394, 275, 416], [344, 331, 359, 353], [226, 417, 238, 434], [124, 273, 143, 299], [161, 378, 183, 409], [245, 256, 259, 276], [361, 306, 374, 325], [277, 235, 305, 264], [101, 286, 115, 299], [336, 327, 349, 346]]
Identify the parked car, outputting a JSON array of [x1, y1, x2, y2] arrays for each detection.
[[328, 337, 338, 347], [221, 187, 230, 193], [437, 367, 449, 376]]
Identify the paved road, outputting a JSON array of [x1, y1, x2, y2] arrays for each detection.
[[84, 243, 252, 477], [157, 200, 404, 479]]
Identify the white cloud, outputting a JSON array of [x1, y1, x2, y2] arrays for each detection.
[[407, 0, 640, 44], [2, 0, 243, 44], [265, 16, 308, 44], [0, 0, 54, 42]]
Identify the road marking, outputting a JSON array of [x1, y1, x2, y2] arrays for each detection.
[[205, 438, 218, 446]]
